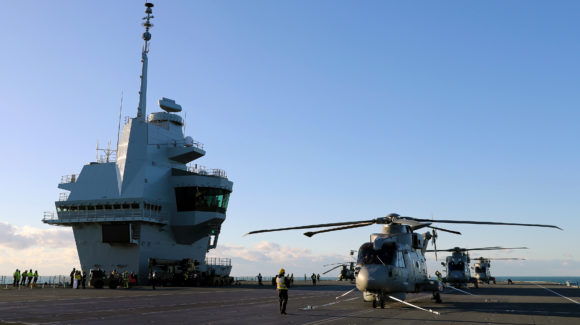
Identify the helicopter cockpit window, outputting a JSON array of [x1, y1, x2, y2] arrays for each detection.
[[357, 242, 396, 265], [448, 261, 465, 271], [475, 266, 485, 273]]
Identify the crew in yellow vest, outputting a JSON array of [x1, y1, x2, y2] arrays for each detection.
[[20, 270, 28, 286], [276, 268, 289, 315], [13, 269, 19, 287]]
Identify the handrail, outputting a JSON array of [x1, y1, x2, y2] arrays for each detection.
[[60, 174, 77, 184], [205, 257, 232, 266], [187, 165, 227, 178]]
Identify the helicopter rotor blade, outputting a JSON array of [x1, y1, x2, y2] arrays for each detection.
[[392, 217, 429, 228], [245, 219, 376, 236], [322, 262, 344, 267], [462, 246, 528, 251], [323, 265, 344, 275], [488, 258, 527, 260], [427, 225, 461, 235], [432, 229, 438, 260], [304, 222, 374, 237], [426, 246, 528, 253], [407, 218, 562, 230]]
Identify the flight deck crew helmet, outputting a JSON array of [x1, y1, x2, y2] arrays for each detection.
[[279, 268, 285, 275]]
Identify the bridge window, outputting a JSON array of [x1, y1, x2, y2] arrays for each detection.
[[174, 187, 231, 213]]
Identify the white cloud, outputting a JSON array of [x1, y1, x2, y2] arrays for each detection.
[[0, 222, 79, 275], [208, 241, 349, 277]]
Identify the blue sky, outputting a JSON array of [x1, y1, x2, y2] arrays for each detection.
[[0, 1, 578, 277]]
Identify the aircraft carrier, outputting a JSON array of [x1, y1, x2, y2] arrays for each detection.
[[42, 2, 233, 282], [0, 281, 578, 324]]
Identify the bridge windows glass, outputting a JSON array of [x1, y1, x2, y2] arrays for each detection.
[[174, 187, 231, 213]]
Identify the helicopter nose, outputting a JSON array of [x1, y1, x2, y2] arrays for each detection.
[[356, 266, 388, 292]]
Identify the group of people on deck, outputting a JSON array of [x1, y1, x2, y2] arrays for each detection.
[[12, 269, 39, 288]]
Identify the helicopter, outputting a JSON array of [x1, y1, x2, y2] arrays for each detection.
[[247, 213, 561, 309], [323, 250, 357, 281], [431, 246, 527, 289], [472, 256, 526, 284], [323, 262, 356, 281]]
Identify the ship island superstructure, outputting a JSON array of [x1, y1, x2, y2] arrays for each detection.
[[43, 3, 233, 282]]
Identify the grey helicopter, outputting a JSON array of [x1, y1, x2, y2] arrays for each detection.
[[432, 246, 527, 289], [323, 262, 355, 281], [472, 256, 526, 284], [247, 213, 561, 309], [323, 250, 357, 281]]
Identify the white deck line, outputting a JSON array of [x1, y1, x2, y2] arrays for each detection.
[[535, 284, 580, 305]]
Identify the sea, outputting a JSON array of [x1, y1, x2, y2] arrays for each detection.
[[493, 276, 580, 284], [232, 275, 580, 285], [1, 275, 578, 286]]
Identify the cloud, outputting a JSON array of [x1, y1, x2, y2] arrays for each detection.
[[0, 222, 73, 249], [0, 222, 79, 275], [0, 222, 36, 249], [208, 241, 348, 276]]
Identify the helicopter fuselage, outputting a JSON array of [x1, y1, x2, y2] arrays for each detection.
[[353, 224, 441, 302], [473, 259, 494, 284]]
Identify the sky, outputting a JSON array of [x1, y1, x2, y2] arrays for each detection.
[[0, 1, 578, 278]]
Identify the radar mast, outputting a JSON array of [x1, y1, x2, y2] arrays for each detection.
[[137, 3, 154, 121]]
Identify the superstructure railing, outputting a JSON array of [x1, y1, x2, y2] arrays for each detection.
[[187, 165, 227, 178]]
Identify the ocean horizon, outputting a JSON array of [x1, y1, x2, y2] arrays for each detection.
[[1, 275, 578, 286]]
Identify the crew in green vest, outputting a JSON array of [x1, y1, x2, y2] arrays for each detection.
[[12, 269, 19, 287], [32, 270, 39, 287], [20, 270, 27, 286]]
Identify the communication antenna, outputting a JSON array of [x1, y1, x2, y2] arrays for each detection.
[[136, 2, 155, 120], [116, 91, 123, 152], [96, 140, 115, 163], [183, 112, 187, 135]]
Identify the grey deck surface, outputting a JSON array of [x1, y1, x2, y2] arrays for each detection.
[[1, 281, 579, 324]]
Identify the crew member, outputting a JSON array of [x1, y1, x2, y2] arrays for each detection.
[[81, 270, 87, 289], [151, 271, 157, 290], [257, 273, 263, 285], [276, 268, 289, 315], [13, 269, 19, 287], [21, 269, 28, 286], [27, 269, 33, 287], [70, 268, 76, 288], [32, 270, 39, 288], [435, 270, 443, 282]]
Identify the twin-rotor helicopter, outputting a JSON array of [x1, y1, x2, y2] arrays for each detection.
[[248, 213, 561, 309]]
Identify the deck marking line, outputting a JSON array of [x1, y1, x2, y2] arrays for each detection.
[[444, 284, 477, 296], [335, 288, 355, 299], [388, 295, 440, 315], [535, 284, 580, 305]]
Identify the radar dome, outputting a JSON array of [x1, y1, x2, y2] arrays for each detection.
[[184, 136, 194, 147]]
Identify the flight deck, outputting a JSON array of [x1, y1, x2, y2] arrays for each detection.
[[0, 281, 578, 324]]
